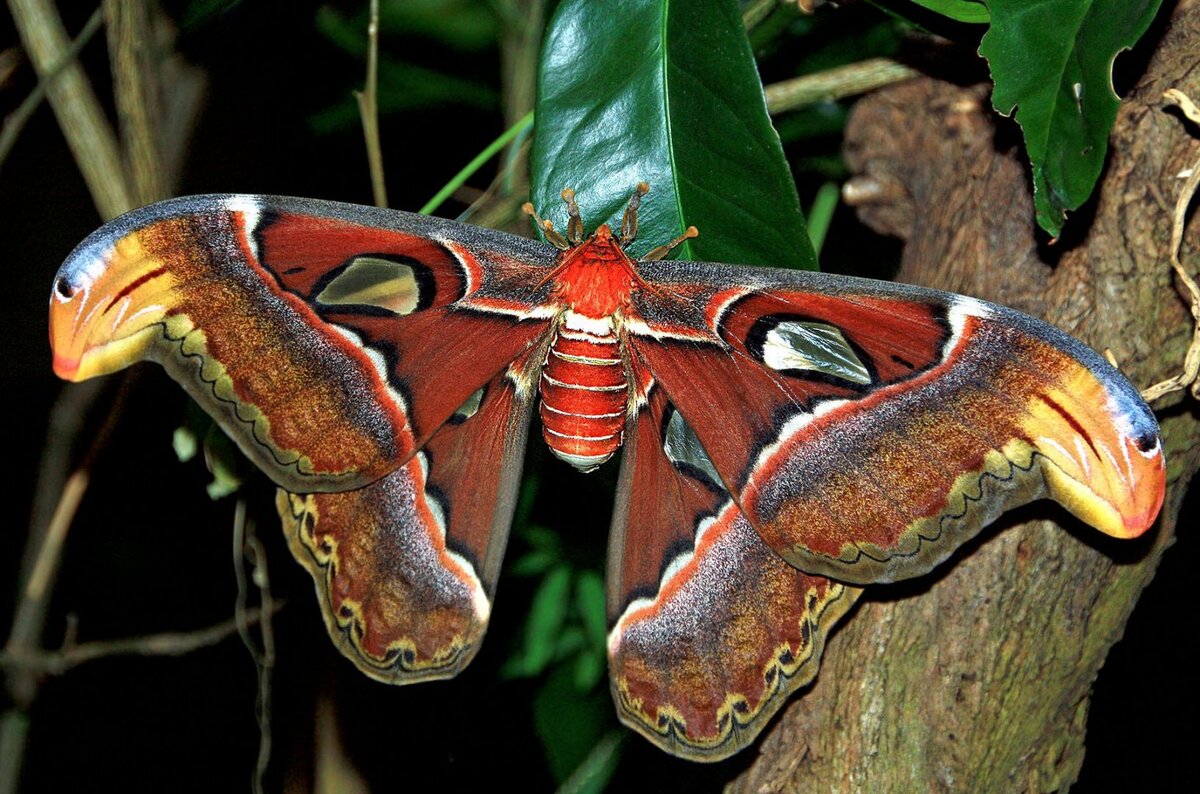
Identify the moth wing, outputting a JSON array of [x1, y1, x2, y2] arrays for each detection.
[[627, 262, 1165, 584], [280, 343, 546, 681], [607, 376, 859, 760], [50, 195, 556, 492]]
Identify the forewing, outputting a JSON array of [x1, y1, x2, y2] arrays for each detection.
[[607, 377, 860, 761], [627, 262, 1165, 584], [49, 195, 555, 492], [279, 343, 546, 681]]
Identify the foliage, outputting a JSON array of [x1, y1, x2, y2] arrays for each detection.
[[908, 0, 990, 23], [979, 0, 1163, 237], [531, 0, 816, 269]]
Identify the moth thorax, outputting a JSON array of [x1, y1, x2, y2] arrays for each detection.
[[538, 311, 628, 472]]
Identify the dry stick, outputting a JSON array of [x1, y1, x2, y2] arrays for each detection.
[[764, 58, 919, 115], [354, 0, 387, 208], [0, 606, 280, 677], [0, 47, 22, 87], [233, 502, 275, 794], [314, 692, 371, 794], [742, 0, 778, 29], [8, 0, 133, 219], [103, 0, 165, 203], [495, 0, 540, 193], [1140, 89, 1200, 403], [0, 7, 102, 171], [3, 4, 151, 790], [0, 372, 129, 794]]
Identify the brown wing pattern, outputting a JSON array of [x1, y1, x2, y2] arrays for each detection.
[[607, 379, 860, 760], [628, 262, 1164, 583], [279, 344, 545, 681], [49, 195, 555, 492]]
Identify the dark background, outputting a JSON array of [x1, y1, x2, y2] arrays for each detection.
[[2, 1, 1192, 790]]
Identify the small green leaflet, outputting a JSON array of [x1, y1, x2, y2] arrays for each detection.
[[909, 0, 990, 23], [980, 0, 1163, 236]]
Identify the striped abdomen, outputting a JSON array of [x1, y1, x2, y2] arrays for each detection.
[[539, 314, 628, 471]]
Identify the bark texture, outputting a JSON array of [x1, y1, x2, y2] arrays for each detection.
[[731, 2, 1199, 791]]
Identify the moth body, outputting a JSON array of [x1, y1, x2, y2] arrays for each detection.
[[538, 224, 642, 471]]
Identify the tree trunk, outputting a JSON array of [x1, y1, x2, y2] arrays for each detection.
[[732, 2, 1199, 791]]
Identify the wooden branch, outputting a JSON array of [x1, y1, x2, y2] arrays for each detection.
[[734, 2, 1199, 789], [765, 58, 919, 115], [1140, 89, 1200, 403]]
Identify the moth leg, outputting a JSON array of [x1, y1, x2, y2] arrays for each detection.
[[619, 181, 651, 245], [561, 188, 585, 244], [640, 225, 699, 262], [521, 200, 572, 250]]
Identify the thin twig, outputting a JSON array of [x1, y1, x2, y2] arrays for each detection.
[[0, 47, 22, 88], [104, 0, 165, 203], [764, 58, 919, 115], [742, 0, 777, 30], [314, 692, 370, 793], [1165, 88, 1200, 124], [0, 606, 281, 677], [419, 110, 534, 216], [0, 7, 102, 171], [2, 375, 128, 718], [7, 0, 134, 218], [1140, 90, 1200, 403], [9, 470, 88, 684], [1, 378, 130, 794], [354, 0, 387, 208], [234, 502, 275, 794]]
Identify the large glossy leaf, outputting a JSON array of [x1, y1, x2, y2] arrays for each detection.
[[980, 0, 1162, 237], [530, 0, 815, 269]]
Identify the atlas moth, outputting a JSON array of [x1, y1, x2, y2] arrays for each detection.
[[49, 184, 1164, 760]]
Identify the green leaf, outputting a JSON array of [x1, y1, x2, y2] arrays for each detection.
[[574, 570, 607, 655], [530, 0, 816, 269], [519, 523, 562, 555], [909, 0, 989, 23], [315, 1, 498, 55], [519, 565, 572, 676], [806, 181, 841, 255], [309, 59, 497, 134], [533, 664, 616, 784], [172, 427, 198, 463], [572, 647, 605, 692], [201, 424, 242, 499], [553, 626, 586, 660], [555, 730, 624, 794], [508, 549, 556, 577], [980, 0, 1162, 236]]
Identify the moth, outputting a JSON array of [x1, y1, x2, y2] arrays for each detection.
[[49, 186, 1165, 761]]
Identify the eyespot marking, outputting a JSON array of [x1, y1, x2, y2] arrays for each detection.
[[316, 256, 421, 315], [758, 319, 871, 385]]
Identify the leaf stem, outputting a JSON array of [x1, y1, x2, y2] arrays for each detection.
[[419, 110, 534, 215], [806, 181, 840, 256]]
